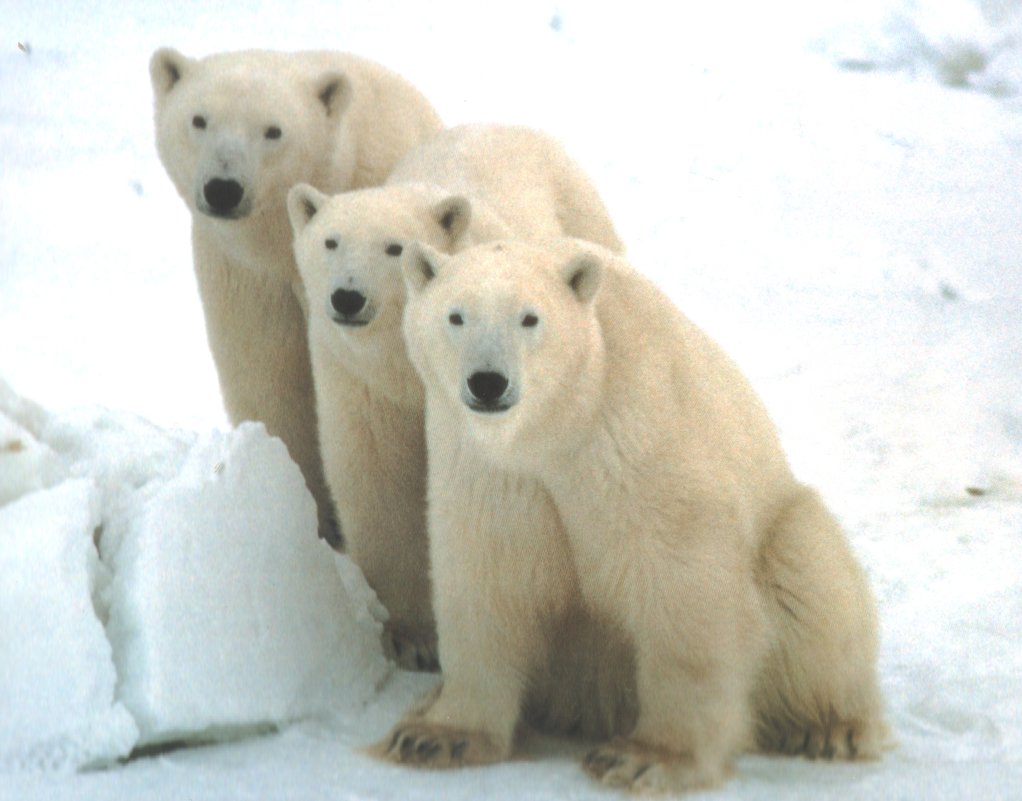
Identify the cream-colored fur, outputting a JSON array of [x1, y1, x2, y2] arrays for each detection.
[[150, 48, 442, 545], [381, 238, 887, 793], [286, 124, 623, 670], [386, 125, 625, 252]]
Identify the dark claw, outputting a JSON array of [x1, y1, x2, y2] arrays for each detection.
[[320, 513, 344, 550], [846, 728, 859, 759], [632, 763, 651, 782], [450, 739, 468, 761], [416, 739, 441, 761], [585, 749, 625, 776], [387, 730, 402, 754], [399, 733, 416, 760]]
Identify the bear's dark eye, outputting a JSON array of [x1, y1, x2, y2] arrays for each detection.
[[449, 313, 464, 326], [522, 313, 539, 328], [265, 126, 282, 140], [192, 115, 207, 130], [385, 243, 403, 257], [325, 238, 338, 250]]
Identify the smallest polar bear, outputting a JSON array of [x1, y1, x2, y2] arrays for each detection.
[[377, 239, 888, 794], [287, 125, 623, 670]]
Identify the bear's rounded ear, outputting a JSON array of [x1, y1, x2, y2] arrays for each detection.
[[286, 183, 330, 234], [315, 71, 353, 119], [150, 48, 192, 103], [403, 242, 446, 295], [432, 195, 472, 246], [561, 252, 604, 304]]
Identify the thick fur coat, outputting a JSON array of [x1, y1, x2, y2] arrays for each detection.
[[286, 125, 623, 668], [379, 238, 887, 794]]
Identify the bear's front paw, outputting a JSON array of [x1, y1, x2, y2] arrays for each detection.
[[373, 721, 503, 769], [384, 624, 439, 672], [583, 740, 724, 794]]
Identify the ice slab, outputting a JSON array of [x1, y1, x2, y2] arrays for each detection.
[[0, 479, 138, 772], [102, 422, 391, 745]]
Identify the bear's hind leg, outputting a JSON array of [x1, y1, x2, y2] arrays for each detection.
[[754, 487, 889, 761], [575, 533, 768, 794]]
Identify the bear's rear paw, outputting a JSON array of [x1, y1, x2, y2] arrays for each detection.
[[776, 717, 887, 761], [384, 624, 439, 672], [583, 740, 725, 794], [372, 721, 503, 769], [318, 511, 344, 551]]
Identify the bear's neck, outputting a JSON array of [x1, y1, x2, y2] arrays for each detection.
[[529, 328, 608, 476], [194, 200, 296, 282]]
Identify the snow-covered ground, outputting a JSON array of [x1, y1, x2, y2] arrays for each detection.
[[2, 1, 1021, 798]]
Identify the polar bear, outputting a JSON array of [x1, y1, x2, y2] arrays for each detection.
[[285, 125, 623, 669], [378, 238, 888, 793], [150, 48, 442, 545]]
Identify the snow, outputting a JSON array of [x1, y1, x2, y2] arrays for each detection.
[[0, 388, 392, 771], [0, 478, 138, 773], [812, 0, 1022, 93], [2, 0, 1021, 798], [102, 422, 390, 747], [0, 410, 63, 505]]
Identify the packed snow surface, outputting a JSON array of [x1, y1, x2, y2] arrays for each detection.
[[2, 0, 1021, 799]]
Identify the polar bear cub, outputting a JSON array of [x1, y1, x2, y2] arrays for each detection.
[[379, 238, 887, 793], [150, 48, 442, 545], [286, 125, 623, 670]]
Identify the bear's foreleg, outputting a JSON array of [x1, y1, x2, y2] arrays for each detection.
[[374, 450, 576, 769], [316, 363, 436, 670], [192, 238, 338, 545]]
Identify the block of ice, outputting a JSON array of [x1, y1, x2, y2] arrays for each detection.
[[103, 422, 390, 746], [0, 412, 65, 507], [0, 479, 138, 772]]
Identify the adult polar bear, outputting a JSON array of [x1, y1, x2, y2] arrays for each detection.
[[286, 125, 624, 670], [150, 48, 442, 545], [381, 239, 887, 793]]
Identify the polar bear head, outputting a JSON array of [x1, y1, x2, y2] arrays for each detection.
[[150, 48, 350, 228], [401, 239, 608, 462], [287, 183, 478, 406]]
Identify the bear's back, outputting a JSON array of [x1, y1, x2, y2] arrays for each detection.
[[388, 125, 588, 242], [595, 254, 793, 504]]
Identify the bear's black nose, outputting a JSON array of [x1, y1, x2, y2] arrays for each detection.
[[467, 371, 509, 404], [331, 288, 367, 317], [203, 179, 244, 214]]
